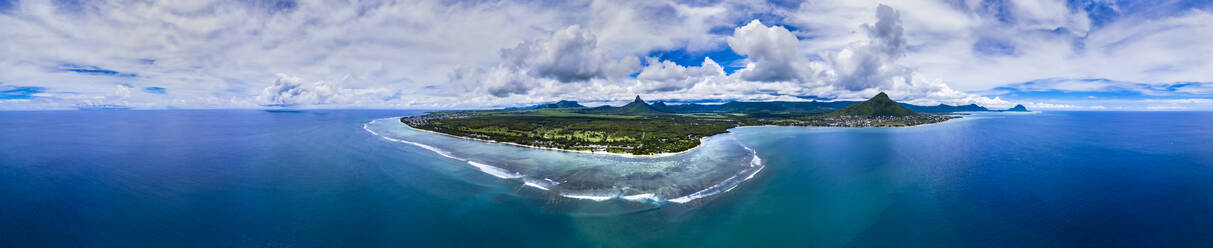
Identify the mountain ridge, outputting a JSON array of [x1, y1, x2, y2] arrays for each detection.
[[536, 100, 584, 109], [534, 95, 1020, 114]]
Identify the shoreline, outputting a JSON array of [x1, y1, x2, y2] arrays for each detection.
[[398, 114, 961, 158], [400, 120, 706, 158]]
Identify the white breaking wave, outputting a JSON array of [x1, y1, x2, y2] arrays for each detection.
[[368, 119, 564, 195], [386, 136, 460, 160], [621, 193, 661, 202], [744, 166, 764, 181], [467, 161, 523, 179], [737, 139, 763, 168], [668, 139, 766, 204], [668, 174, 743, 204], [522, 178, 559, 191], [362, 121, 383, 136], [559, 192, 618, 201], [523, 181, 550, 191], [746, 150, 762, 168], [364, 121, 461, 160]]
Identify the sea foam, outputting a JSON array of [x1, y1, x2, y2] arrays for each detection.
[[668, 174, 743, 204], [667, 138, 765, 204], [621, 193, 661, 202], [467, 161, 522, 179], [522, 178, 559, 191], [559, 192, 618, 201]]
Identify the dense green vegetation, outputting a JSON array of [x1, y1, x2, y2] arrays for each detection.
[[415, 115, 734, 155], [403, 92, 969, 155]]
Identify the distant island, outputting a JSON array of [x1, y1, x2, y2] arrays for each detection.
[[1001, 104, 1029, 112], [402, 93, 1026, 155]]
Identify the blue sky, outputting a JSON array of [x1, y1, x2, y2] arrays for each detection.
[[1, 0, 1211, 110]]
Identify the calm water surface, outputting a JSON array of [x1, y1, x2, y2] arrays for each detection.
[[2, 110, 1212, 247]]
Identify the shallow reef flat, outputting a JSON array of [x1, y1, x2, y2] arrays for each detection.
[[364, 118, 765, 206]]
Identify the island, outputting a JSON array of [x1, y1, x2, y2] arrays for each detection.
[[1000, 104, 1029, 112], [402, 92, 1016, 155]]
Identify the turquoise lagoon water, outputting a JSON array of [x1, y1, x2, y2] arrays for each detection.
[[2, 110, 1212, 247]]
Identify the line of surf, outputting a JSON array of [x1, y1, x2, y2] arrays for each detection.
[[558, 192, 619, 201], [557, 191, 662, 203], [666, 137, 765, 204], [367, 119, 566, 194], [364, 120, 460, 160], [366, 120, 525, 178], [365, 118, 765, 205], [467, 161, 523, 179]]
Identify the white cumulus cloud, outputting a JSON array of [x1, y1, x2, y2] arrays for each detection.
[[257, 73, 394, 107]]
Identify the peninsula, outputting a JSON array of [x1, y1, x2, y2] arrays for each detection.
[[402, 93, 1017, 155]]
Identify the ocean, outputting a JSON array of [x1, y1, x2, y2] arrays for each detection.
[[2, 110, 1212, 247]]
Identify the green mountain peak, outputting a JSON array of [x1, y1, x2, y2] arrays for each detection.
[[872, 92, 891, 101], [612, 96, 664, 115], [827, 92, 917, 117]]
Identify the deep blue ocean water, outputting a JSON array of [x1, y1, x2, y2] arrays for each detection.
[[2, 110, 1212, 247]]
